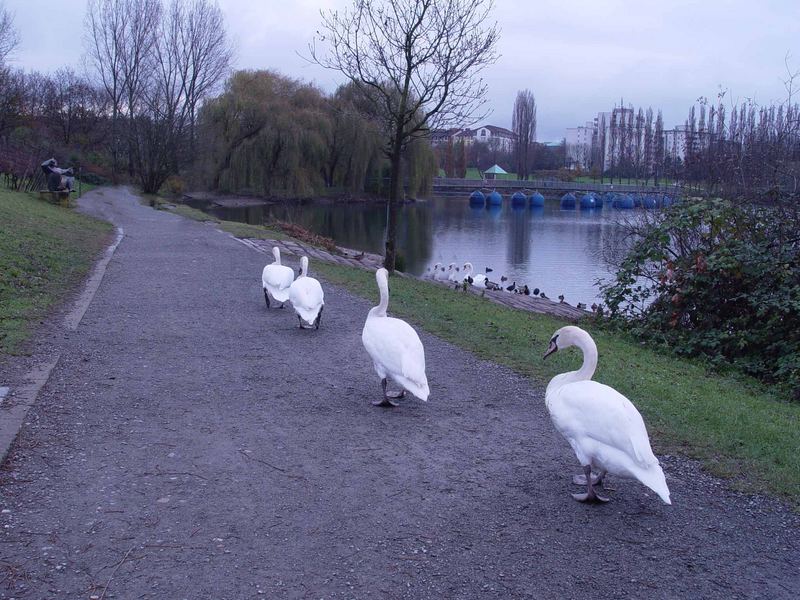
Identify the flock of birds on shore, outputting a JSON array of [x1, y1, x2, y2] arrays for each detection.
[[424, 262, 591, 310], [261, 247, 671, 505]]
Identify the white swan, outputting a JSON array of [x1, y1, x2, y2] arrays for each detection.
[[543, 326, 671, 504], [362, 268, 430, 407], [447, 262, 461, 283], [426, 262, 442, 279], [462, 262, 487, 288], [433, 263, 449, 281], [288, 256, 324, 329], [261, 247, 294, 309]]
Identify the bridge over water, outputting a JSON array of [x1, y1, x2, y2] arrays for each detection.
[[432, 177, 681, 198]]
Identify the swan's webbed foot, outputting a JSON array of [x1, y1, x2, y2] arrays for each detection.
[[372, 397, 400, 407], [374, 378, 402, 407], [571, 489, 610, 503], [297, 315, 304, 329], [571, 465, 610, 503]]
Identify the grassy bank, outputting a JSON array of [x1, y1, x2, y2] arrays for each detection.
[[144, 197, 291, 241], [0, 188, 113, 353], [314, 261, 799, 503]]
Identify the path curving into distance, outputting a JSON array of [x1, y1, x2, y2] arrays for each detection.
[[0, 187, 796, 598]]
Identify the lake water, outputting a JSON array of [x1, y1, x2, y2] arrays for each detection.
[[194, 197, 630, 305]]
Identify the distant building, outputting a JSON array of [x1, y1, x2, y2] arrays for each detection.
[[564, 107, 712, 171], [429, 125, 516, 151], [473, 125, 517, 152], [565, 121, 595, 169]]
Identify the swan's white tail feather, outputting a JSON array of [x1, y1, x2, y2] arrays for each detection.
[[636, 464, 671, 505]]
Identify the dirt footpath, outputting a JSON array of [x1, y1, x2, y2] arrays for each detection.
[[0, 187, 797, 599]]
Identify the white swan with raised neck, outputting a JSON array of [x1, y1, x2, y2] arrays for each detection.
[[288, 256, 324, 329], [543, 325, 671, 505], [362, 268, 430, 406], [261, 247, 294, 308]]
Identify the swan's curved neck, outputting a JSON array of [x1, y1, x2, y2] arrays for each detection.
[[571, 331, 598, 382], [298, 258, 308, 278], [370, 275, 389, 317], [273, 248, 281, 265]]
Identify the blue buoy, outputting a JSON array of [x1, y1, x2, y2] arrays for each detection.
[[529, 191, 545, 207], [488, 190, 503, 205], [469, 190, 485, 205], [580, 193, 597, 209], [613, 194, 635, 209], [662, 195, 673, 207], [604, 192, 615, 204], [511, 191, 527, 206], [560, 192, 576, 209]]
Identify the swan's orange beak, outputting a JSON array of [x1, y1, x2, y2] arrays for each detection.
[[543, 340, 558, 360]]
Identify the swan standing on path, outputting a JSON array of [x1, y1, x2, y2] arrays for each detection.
[[542, 326, 671, 505], [261, 247, 294, 309], [289, 256, 324, 329], [362, 268, 430, 407]]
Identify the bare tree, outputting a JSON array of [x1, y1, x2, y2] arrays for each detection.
[[177, 0, 232, 154], [85, 0, 230, 190], [310, 0, 499, 271], [85, 0, 128, 180], [512, 89, 536, 180], [0, 2, 18, 65]]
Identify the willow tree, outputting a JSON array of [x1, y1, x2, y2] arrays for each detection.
[[311, 0, 499, 271]]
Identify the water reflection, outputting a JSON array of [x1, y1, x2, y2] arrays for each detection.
[[198, 196, 628, 304]]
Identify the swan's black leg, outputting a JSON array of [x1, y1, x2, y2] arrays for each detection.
[[264, 289, 270, 308], [314, 306, 323, 330], [297, 315, 303, 329], [571, 465, 610, 503], [372, 378, 400, 407]]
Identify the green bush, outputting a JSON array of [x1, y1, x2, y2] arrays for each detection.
[[600, 198, 800, 399]]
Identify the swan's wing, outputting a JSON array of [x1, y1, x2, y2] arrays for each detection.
[[362, 317, 425, 379], [290, 278, 324, 310], [263, 264, 294, 290], [553, 381, 657, 468]]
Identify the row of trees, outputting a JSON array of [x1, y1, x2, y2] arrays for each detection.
[[2, 0, 500, 272], [85, 0, 232, 193], [600, 73, 800, 398]]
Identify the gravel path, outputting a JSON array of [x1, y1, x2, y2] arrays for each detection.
[[0, 187, 797, 599]]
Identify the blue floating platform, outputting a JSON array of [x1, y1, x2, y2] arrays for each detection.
[[613, 194, 635, 209], [529, 191, 545, 207], [580, 193, 597, 209], [560, 192, 576, 209], [511, 191, 527, 206], [488, 190, 503, 205], [469, 190, 485, 205]]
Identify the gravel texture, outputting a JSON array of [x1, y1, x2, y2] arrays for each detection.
[[0, 187, 797, 599]]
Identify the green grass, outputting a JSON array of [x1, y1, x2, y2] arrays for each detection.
[[314, 261, 800, 503], [0, 188, 113, 353]]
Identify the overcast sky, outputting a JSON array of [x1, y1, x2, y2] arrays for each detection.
[[4, 0, 799, 141]]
